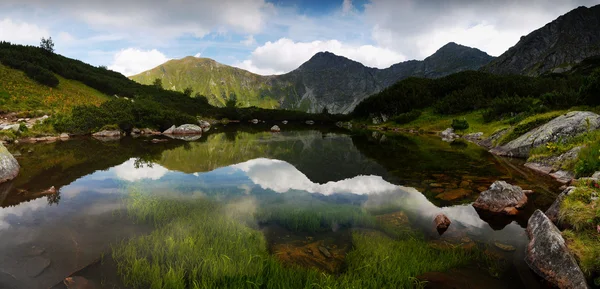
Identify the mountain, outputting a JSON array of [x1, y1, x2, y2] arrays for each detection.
[[131, 43, 494, 114], [484, 4, 600, 76], [129, 56, 281, 108]]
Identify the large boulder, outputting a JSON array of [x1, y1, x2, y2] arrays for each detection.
[[440, 128, 459, 142], [525, 210, 588, 289], [473, 181, 527, 215], [492, 111, 600, 158], [163, 124, 203, 135], [0, 143, 19, 183]]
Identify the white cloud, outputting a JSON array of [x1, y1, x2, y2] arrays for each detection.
[[0, 18, 49, 45], [342, 0, 354, 14], [194, 52, 202, 58], [108, 48, 170, 76], [365, 0, 599, 58], [234, 38, 406, 75], [3, 0, 272, 41], [111, 158, 169, 182], [241, 35, 256, 46]]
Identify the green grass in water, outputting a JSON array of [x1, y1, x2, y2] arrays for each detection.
[[113, 188, 482, 289]]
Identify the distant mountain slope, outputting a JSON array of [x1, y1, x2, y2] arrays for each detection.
[[484, 4, 600, 76], [129, 57, 280, 108], [0, 63, 108, 113], [131, 43, 494, 114]]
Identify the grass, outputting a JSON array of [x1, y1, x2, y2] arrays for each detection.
[[113, 187, 487, 289], [0, 63, 109, 113], [496, 111, 564, 145], [559, 182, 600, 280]]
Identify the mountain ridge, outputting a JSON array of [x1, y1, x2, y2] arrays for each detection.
[[483, 4, 600, 76], [130, 42, 494, 114]]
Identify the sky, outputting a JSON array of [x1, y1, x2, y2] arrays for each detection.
[[0, 0, 597, 76]]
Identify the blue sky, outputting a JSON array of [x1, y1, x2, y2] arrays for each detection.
[[0, 0, 596, 76]]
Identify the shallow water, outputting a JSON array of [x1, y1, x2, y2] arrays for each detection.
[[0, 125, 560, 288]]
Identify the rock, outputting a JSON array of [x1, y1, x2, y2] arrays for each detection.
[[164, 124, 203, 135], [440, 128, 459, 142], [492, 111, 600, 158], [318, 246, 332, 258], [282, 120, 288, 124], [162, 125, 176, 134], [494, 242, 516, 252], [479, 128, 509, 149], [165, 134, 202, 141], [92, 130, 122, 137], [271, 125, 281, 132], [131, 128, 141, 134], [434, 213, 451, 234], [525, 210, 588, 289], [592, 171, 600, 179], [525, 147, 582, 175], [151, 138, 168, 143], [198, 120, 211, 129], [524, 162, 554, 175], [463, 132, 483, 141], [64, 276, 99, 289], [2, 124, 19, 132], [141, 128, 161, 135], [435, 188, 471, 201], [26, 256, 51, 277], [59, 133, 69, 139], [473, 181, 528, 215], [0, 143, 19, 183], [250, 119, 259, 124], [305, 120, 314, 125], [545, 186, 575, 224], [549, 170, 575, 184]]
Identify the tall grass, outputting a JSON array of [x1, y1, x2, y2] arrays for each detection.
[[113, 189, 487, 289]]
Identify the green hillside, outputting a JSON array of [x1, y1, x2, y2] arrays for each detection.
[[0, 63, 109, 113], [129, 56, 280, 108]]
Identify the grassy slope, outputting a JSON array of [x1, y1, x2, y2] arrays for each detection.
[[129, 57, 280, 109], [0, 63, 109, 113]]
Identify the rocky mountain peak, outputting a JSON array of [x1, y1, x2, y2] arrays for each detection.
[[298, 51, 367, 71], [483, 4, 600, 76]]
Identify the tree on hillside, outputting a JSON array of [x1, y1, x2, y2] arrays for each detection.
[[226, 93, 237, 108], [183, 86, 193, 97], [40, 37, 54, 53], [153, 78, 163, 89], [321, 106, 329, 115], [194, 93, 210, 106]]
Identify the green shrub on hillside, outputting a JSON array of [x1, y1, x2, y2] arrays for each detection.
[[451, 119, 469, 131], [580, 68, 600, 106]]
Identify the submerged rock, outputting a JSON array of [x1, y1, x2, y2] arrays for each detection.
[[282, 120, 288, 124], [26, 256, 51, 277], [525, 210, 588, 289], [318, 246, 332, 258], [271, 125, 281, 132], [305, 120, 315, 125], [472, 181, 527, 215], [64, 276, 99, 289], [0, 143, 19, 183], [250, 119, 259, 124], [434, 213, 451, 234], [492, 111, 600, 158]]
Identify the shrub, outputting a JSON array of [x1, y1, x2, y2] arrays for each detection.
[[500, 114, 558, 144], [580, 68, 600, 106], [482, 96, 537, 122], [575, 143, 600, 177], [451, 119, 469, 131], [392, 110, 421, 124]]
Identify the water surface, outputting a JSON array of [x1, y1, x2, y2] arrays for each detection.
[[0, 125, 560, 288]]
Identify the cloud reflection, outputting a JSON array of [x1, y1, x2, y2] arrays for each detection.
[[112, 158, 169, 182]]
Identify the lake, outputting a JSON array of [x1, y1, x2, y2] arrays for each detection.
[[0, 125, 560, 288]]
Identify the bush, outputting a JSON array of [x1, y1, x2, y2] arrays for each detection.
[[433, 86, 484, 115], [500, 114, 558, 144], [575, 142, 600, 177], [392, 110, 421, 124], [451, 119, 469, 131], [482, 96, 537, 122], [580, 69, 600, 106]]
